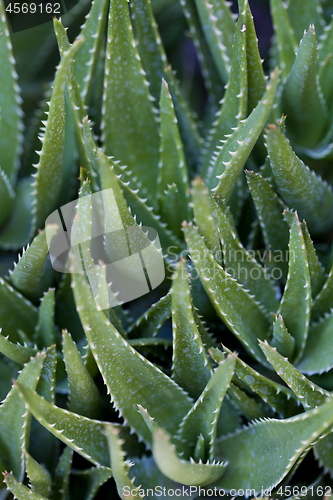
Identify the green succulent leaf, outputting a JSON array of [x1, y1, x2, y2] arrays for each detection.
[[127, 293, 171, 338], [176, 354, 236, 462], [209, 68, 280, 197], [73, 0, 109, 102], [311, 263, 333, 322], [193, 0, 235, 82], [215, 397, 333, 492], [266, 126, 333, 235], [0, 277, 38, 342], [53, 447, 73, 500], [102, 0, 159, 199], [301, 221, 327, 299], [0, 353, 45, 484], [281, 26, 328, 148], [0, 331, 36, 365], [227, 382, 271, 421], [246, 170, 289, 279], [286, 0, 323, 43], [34, 289, 56, 349], [8, 228, 56, 303], [157, 79, 191, 236], [15, 383, 109, 466], [259, 340, 329, 409], [172, 259, 212, 399], [0, 169, 15, 229], [71, 466, 113, 500], [271, 314, 295, 359], [71, 262, 193, 444], [183, 223, 271, 367], [3, 473, 48, 500], [62, 329, 101, 419], [201, 1, 247, 176], [0, 0, 23, 185], [213, 195, 279, 314], [278, 210, 311, 364], [24, 451, 52, 498], [104, 424, 141, 500], [270, 0, 297, 78], [211, 346, 299, 417], [32, 37, 84, 231], [296, 311, 333, 375], [152, 427, 227, 486]]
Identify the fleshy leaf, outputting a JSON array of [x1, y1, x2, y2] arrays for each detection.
[[157, 79, 191, 237], [209, 68, 280, 197], [271, 314, 295, 359], [62, 330, 101, 419], [172, 259, 212, 399], [71, 466, 113, 500], [0, 169, 15, 229], [53, 447, 73, 500], [183, 223, 271, 367], [278, 210, 311, 364], [286, 0, 323, 42], [15, 383, 109, 467], [311, 263, 333, 322], [201, 2, 247, 177], [32, 37, 84, 231], [34, 289, 56, 348], [246, 170, 289, 279], [104, 424, 142, 499], [0, 0, 23, 185], [127, 293, 171, 339], [152, 427, 227, 486], [270, 0, 297, 78], [3, 473, 48, 500], [8, 228, 56, 303], [71, 261, 193, 444], [266, 126, 333, 236], [297, 311, 333, 375], [281, 26, 328, 148], [215, 397, 333, 492], [259, 340, 329, 409], [0, 331, 36, 365], [0, 353, 45, 484], [24, 451, 52, 498], [176, 354, 236, 462], [102, 0, 159, 198], [301, 221, 326, 299], [0, 277, 38, 342], [193, 0, 235, 82], [211, 345, 299, 417], [227, 382, 271, 421]]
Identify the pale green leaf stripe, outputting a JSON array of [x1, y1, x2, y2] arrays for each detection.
[[211, 345, 299, 418], [102, 0, 159, 197], [8, 227, 57, 303], [245, 170, 289, 279], [0, 353, 45, 483], [73, 0, 109, 102], [297, 311, 333, 375], [193, 0, 235, 82], [266, 127, 333, 236], [153, 428, 227, 486], [104, 425, 143, 499], [0, 168, 15, 228], [62, 330, 101, 419], [71, 262, 193, 444], [201, 1, 247, 177], [259, 340, 329, 410], [270, 0, 297, 78], [3, 473, 48, 500], [32, 37, 84, 231], [281, 27, 328, 148], [183, 223, 271, 367], [172, 259, 212, 399], [15, 383, 110, 466], [0, 330, 36, 365], [0, 0, 23, 185], [0, 277, 38, 343], [278, 210, 311, 364], [177, 355, 236, 462], [24, 451, 52, 498], [215, 398, 333, 492], [208, 68, 280, 197]]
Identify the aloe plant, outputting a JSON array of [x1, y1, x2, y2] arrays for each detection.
[[2, 0, 333, 497]]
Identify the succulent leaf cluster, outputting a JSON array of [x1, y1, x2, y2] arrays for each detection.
[[1, 0, 333, 498]]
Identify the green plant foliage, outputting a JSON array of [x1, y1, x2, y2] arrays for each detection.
[[2, 0, 333, 495]]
